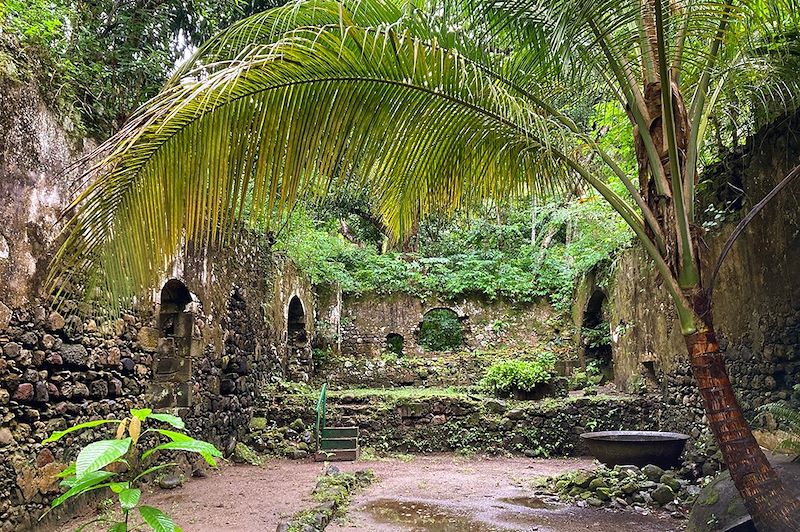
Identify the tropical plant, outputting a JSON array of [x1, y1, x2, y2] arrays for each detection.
[[479, 354, 557, 397], [759, 401, 800, 457], [418, 308, 464, 351], [49, 0, 800, 527], [42, 408, 221, 531]]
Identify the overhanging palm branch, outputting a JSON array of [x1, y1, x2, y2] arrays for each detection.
[[52, 24, 593, 309]]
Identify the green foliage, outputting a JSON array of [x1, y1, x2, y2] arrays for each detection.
[[479, 353, 557, 397], [0, 0, 248, 138], [418, 309, 463, 352], [276, 198, 631, 311], [42, 408, 221, 531], [569, 360, 604, 391], [384, 333, 404, 355], [759, 401, 800, 456], [582, 321, 611, 350]]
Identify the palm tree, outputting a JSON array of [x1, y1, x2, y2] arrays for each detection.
[[50, 0, 800, 527]]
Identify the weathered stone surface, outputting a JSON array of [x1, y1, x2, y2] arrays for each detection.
[[0, 302, 11, 330], [59, 344, 89, 366], [13, 383, 33, 401], [138, 327, 160, 351], [45, 312, 65, 331]]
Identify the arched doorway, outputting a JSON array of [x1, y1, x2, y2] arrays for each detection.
[[385, 333, 404, 355], [152, 279, 194, 407], [285, 295, 312, 381], [581, 289, 613, 382], [418, 308, 464, 352]]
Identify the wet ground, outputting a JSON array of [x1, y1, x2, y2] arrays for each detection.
[[47, 454, 685, 531]]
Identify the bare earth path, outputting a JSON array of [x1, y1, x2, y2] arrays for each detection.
[[49, 454, 685, 531]]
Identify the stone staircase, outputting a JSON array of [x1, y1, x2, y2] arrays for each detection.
[[315, 425, 359, 461]]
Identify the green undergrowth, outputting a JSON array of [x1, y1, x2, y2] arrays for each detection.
[[328, 386, 475, 400], [284, 467, 376, 532]]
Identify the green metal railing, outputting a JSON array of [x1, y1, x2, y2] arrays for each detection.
[[315, 382, 328, 447]]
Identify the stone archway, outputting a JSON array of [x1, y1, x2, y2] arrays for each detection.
[[285, 295, 312, 381], [151, 279, 195, 407], [581, 289, 614, 382]]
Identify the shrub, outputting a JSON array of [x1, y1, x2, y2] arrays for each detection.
[[418, 309, 463, 351], [480, 353, 557, 397]]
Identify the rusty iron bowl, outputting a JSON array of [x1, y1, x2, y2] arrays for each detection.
[[580, 430, 690, 469]]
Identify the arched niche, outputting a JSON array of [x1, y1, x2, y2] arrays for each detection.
[[581, 289, 614, 382], [385, 333, 404, 355], [152, 278, 195, 407], [418, 307, 464, 352], [287, 296, 307, 346]]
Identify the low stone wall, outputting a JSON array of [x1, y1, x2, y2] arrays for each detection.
[[256, 389, 659, 457]]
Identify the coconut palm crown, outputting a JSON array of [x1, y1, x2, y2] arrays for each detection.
[[50, 0, 800, 528]]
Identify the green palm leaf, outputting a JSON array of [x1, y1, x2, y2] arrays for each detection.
[[50, 24, 575, 309]]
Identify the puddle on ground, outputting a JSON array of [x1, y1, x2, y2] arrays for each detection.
[[364, 499, 505, 531], [499, 496, 555, 510]]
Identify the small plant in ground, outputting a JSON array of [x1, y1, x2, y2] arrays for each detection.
[[569, 360, 604, 391], [758, 402, 800, 457], [479, 353, 557, 397], [42, 408, 221, 531]]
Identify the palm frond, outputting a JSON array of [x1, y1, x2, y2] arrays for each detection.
[[51, 24, 577, 308]]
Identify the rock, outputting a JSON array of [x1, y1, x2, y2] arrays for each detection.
[[587, 497, 604, 507], [0, 427, 14, 446], [650, 485, 675, 505], [688, 458, 800, 532], [233, 442, 263, 465], [46, 312, 65, 331], [13, 383, 34, 401], [158, 474, 184, 490], [589, 478, 608, 490], [45, 352, 63, 365], [287, 449, 308, 460], [249, 417, 268, 431], [59, 344, 89, 366], [21, 332, 38, 347], [34, 381, 49, 402], [506, 408, 526, 420], [289, 418, 305, 431], [4, 342, 22, 359], [484, 398, 507, 413], [642, 464, 665, 481], [36, 449, 55, 467], [90, 380, 108, 398], [572, 471, 593, 488], [660, 473, 680, 492], [0, 301, 11, 330], [138, 327, 160, 351]]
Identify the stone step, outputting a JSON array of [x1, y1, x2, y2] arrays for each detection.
[[322, 426, 358, 438], [320, 437, 358, 451], [315, 449, 358, 462]]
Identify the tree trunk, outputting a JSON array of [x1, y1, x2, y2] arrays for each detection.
[[685, 328, 800, 531]]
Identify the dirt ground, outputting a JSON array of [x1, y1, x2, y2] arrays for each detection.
[[48, 454, 686, 532]]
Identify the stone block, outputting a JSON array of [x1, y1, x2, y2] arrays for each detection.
[[59, 344, 89, 366], [138, 327, 160, 351]]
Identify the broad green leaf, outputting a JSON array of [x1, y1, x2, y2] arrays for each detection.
[[76, 438, 132, 477], [142, 440, 222, 467], [43, 420, 119, 443], [139, 506, 178, 532], [109, 482, 130, 494], [50, 470, 115, 509], [149, 429, 192, 442], [130, 408, 152, 420], [108, 523, 127, 532], [119, 488, 141, 510], [57, 463, 76, 479], [148, 413, 185, 429], [132, 463, 178, 483]]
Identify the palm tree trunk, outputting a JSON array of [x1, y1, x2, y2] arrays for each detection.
[[685, 328, 800, 531]]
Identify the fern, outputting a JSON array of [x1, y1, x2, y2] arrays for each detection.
[[759, 401, 800, 456]]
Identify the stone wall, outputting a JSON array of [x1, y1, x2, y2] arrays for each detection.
[[334, 292, 567, 358], [256, 389, 659, 456], [608, 112, 800, 431], [0, 78, 316, 530]]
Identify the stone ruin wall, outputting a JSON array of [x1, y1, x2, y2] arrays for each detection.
[[608, 112, 800, 436], [0, 78, 316, 530], [334, 292, 567, 359]]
